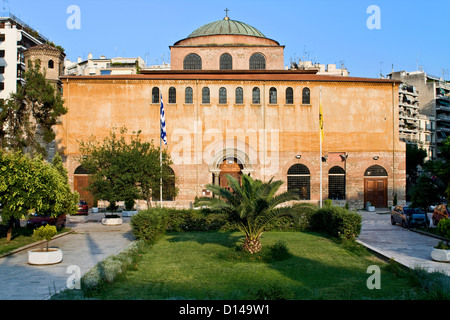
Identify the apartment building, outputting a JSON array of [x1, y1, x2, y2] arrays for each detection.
[[64, 53, 145, 76], [0, 12, 47, 101], [388, 70, 450, 159]]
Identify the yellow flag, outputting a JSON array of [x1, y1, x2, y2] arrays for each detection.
[[319, 101, 324, 143]]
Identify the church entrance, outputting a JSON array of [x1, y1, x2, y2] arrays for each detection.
[[219, 158, 243, 191]]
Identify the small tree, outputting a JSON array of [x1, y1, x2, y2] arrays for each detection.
[[32, 224, 57, 252], [0, 150, 77, 242], [195, 174, 299, 254], [79, 127, 176, 209], [409, 175, 441, 212]]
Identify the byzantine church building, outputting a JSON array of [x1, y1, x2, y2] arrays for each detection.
[[57, 13, 406, 209]]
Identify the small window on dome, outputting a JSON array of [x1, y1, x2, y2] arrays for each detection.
[[220, 53, 232, 70], [184, 53, 202, 70], [250, 53, 266, 70]]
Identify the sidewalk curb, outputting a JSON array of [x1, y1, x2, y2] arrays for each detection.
[[0, 230, 74, 258]]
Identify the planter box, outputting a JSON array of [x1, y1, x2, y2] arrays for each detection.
[[102, 217, 123, 226], [431, 248, 450, 262], [28, 248, 63, 265]]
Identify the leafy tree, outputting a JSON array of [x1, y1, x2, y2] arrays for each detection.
[[424, 137, 450, 200], [194, 174, 299, 254], [0, 150, 78, 242], [409, 175, 442, 212], [0, 59, 66, 156], [78, 127, 176, 209]]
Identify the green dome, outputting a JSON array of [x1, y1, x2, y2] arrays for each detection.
[[188, 18, 266, 39]]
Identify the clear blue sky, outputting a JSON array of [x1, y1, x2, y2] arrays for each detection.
[[7, 0, 450, 79]]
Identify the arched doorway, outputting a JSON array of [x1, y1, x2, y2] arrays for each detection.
[[364, 165, 388, 207], [73, 165, 94, 207], [219, 157, 243, 191]]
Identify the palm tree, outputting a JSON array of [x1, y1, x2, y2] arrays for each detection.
[[195, 174, 300, 254]]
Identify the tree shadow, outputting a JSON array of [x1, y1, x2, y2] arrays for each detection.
[[166, 231, 243, 249]]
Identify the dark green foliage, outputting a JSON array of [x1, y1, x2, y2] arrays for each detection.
[[0, 60, 66, 156], [78, 127, 177, 208], [309, 205, 362, 239], [245, 284, 294, 300], [130, 209, 169, 243]]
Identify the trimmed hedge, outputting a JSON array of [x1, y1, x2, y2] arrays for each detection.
[[130, 204, 361, 243], [309, 206, 362, 239], [130, 209, 169, 242]]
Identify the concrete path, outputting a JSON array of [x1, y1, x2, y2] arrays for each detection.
[[0, 213, 134, 300], [357, 210, 450, 276]]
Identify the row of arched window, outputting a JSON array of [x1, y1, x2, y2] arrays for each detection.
[[151, 86, 311, 105], [183, 52, 266, 70], [287, 164, 388, 200]]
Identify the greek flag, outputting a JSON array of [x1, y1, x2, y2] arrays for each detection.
[[160, 94, 167, 145]]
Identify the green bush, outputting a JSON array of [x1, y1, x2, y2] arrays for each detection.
[[130, 209, 169, 242], [310, 206, 362, 239]]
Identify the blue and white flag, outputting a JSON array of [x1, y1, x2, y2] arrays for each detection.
[[160, 94, 167, 145]]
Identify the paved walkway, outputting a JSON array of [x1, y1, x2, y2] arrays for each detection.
[[0, 213, 134, 300], [357, 209, 450, 276]]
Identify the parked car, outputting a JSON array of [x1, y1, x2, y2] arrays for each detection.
[[432, 204, 448, 226], [27, 213, 66, 228], [391, 205, 429, 229], [77, 200, 89, 215]]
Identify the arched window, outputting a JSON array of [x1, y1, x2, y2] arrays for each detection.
[[48, 59, 54, 69], [252, 87, 260, 104], [249, 53, 266, 70], [168, 87, 176, 104], [286, 87, 294, 104], [302, 87, 311, 105], [235, 87, 243, 104], [364, 165, 388, 177], [185, 87, 193, 104], [183, 53, 202, 70], [328, 166, 346, 200], [269, 87, 277, 104], [219, 87, 227, 104], [152, 87, 160, 104], [287, 164, 310, 200], [202, 87, 210, 104], [220, 53, 232, 70]]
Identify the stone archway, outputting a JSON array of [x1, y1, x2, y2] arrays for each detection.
[[209, 147, 254, 188]]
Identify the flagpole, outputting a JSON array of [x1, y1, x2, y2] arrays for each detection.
[[160, 95, 163, 208], [319, 87, 323, 208]]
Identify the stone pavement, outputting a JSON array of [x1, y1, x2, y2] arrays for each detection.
[[0, 213, 134, 300], [357, 209, 450, 276]]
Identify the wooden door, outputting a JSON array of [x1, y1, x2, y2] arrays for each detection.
[[364, 178, 387, 207], [219, 160, 242, 191], [74, 175, 94, 207]]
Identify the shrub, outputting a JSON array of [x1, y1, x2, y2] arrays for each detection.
[[246, 284, 294, 300], [32, 224, 57, 252], [130, 209, 168, 242], [81, 241, 144, 294], [309, 206, 362, 239], [436, 218, 450, 249]]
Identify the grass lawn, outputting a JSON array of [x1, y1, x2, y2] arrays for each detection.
[[72, 230, 427, 300]]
